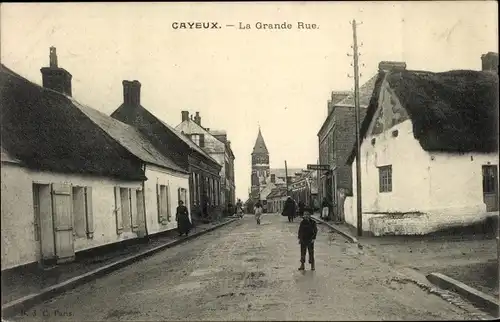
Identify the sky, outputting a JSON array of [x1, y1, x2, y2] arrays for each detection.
[[1, 1, 498, 201]]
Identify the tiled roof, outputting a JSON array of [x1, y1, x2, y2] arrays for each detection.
[[76, 101, 187, 174], [336, 74, 379, 108]]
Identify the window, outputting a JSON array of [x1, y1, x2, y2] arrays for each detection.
[[378, 165, 392, 193], [71, 186, 94, 239], [191, 134, 200, 145], [114, 187, 140, 234], [157, 184, 172, 224], [190, 134, 205, 147]]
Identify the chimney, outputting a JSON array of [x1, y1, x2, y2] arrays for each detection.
[[271, 174, 276, 183], [122, 80, 141, 106], [181, 111, 189, 122], [378, 61, 407, 72], [194, 112, 201, 125], [40, 47, 73, 96], [481, 52, 499, 73]]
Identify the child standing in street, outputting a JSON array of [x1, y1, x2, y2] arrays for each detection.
[[298, 210, 318, 271], [254, 201, 263, 225]]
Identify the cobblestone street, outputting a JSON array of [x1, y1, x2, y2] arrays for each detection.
[[9, 214, 486, 321]]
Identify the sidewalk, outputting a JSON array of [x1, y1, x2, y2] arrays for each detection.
[[312, 215, 499, 299], [1, 217, 237, 307]]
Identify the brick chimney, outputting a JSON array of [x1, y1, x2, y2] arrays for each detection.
[[378, 61, 407, 72], [40, 47, 72, 96], [181, 111, 189, 122], [194, 112, 201, 125], [122, 80, 141, 106], [481, 52, 499, 73]]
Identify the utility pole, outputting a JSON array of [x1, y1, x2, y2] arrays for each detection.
[[284, 160, 290, 197], [349, 19, 363, 236]]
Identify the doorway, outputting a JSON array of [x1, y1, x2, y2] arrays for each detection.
[[33, 183, 76, 265], [482, 165, 499, 212]]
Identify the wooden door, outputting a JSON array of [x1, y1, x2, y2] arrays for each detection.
[[482, 165, 499, 212], [51, 183, 75, 263]]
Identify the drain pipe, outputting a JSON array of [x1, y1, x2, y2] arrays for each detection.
[[142, 163, 150, 242]]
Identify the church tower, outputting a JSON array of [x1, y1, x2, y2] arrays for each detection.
[[250, 127, 270, 202]]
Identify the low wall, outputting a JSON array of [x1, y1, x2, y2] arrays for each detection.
[[343, 197, 498, 236]]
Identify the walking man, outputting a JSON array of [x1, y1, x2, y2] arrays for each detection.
[[298, 210, 318, 271], [283, 196, 297, 223]]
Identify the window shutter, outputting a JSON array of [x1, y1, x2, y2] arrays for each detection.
[[114, 187, 123, 234], [85, 187, 94, 239], [166, 185, 171, 222], [157, 184, 163, 223], [130, 188, 138, 231], [51, 183, 75, 261]]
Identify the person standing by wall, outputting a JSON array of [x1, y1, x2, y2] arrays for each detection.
[[176, 200, 192, 236], [320, 197, 330, 220]]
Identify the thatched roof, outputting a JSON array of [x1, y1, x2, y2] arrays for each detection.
[[75, 101, 188, 174], [346, 69, 499, 164], [0, 64, 146, 180]]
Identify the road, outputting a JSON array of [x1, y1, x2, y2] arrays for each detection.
[[9, 214, 480, 321]]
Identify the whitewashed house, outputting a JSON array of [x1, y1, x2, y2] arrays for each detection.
[[1, 49, 189, 271], [344, 59, 499, 236], [75, 90, 191, 238]]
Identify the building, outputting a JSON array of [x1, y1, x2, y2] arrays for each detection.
[[250, 127, 270, 205], [110, 83, 222, 222], [1, 50, 188, 270], [289, 170, 319, 210], [248, 127, 301, 211], [317, 77, 381, 221], [266, 186, 288, 213], [344, 58, 499, 236], [175, 111, 236, 208], [77, 100, 191, 238]]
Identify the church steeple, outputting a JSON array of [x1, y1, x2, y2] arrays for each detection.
[[252, 127, 269, 155]]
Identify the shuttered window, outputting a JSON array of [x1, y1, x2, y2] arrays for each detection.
[[157, 184, 171, 224], [71, 186, 94, 239]]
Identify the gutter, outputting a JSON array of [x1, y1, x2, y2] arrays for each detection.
[[142, 163, 149, 238]]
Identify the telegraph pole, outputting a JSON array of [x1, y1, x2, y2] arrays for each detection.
[[350, 19, 363, 236]]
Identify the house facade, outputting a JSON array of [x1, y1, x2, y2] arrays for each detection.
[[175, 111, 236, 208], [1, 49, 194, 271], [1, 58, 148, 270], [289, 170, 319, 210], [111, 83, 222, 221], [77, 101, 191, 238], [266, 186, 288, 213], [344, 58, 499, 236]]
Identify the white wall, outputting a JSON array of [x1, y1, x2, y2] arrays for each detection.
[[346, 78, 499, 235], [1, 162, 142, 271], [428, 152, 498, 215], [144, 165, 190, 236]]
